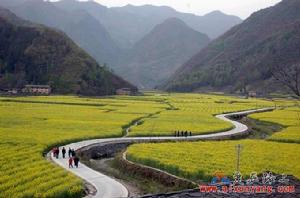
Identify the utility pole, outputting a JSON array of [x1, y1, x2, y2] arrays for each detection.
[[235, 144, 243, 173]]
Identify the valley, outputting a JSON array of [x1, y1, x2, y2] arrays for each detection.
[[0, 0, 299, 197]]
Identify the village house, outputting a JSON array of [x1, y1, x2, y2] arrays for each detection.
[[22, 85, 51, 95], [248, 91, 257, 98], [8, 89, 18, 95], [116, 88, 132, 95]]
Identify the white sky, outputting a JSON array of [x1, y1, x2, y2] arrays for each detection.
[[90, 0, 281, 19]]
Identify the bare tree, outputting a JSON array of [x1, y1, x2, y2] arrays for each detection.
[[271, 63, 300, 96]]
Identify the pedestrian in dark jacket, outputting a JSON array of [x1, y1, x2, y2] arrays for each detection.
[[62, 147, 66, 158], [68, 148, 72, 158], [190, 131, 192, 136], [71, 149, 76, 157], [55, 148, 59, 159], [181, 131, 184, 136], [185, 131, 188, 137], [74, 156, 80, 168]]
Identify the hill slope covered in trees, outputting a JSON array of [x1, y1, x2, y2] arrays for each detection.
[[4, 0, 120, 65], [0, 8, 136, 95], [163, 0, 300, 95]]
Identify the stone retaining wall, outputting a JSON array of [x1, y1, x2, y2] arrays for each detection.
[[120, 151, 196, 189]]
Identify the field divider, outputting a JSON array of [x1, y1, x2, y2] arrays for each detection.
[[49, 107, 274, 198], [123, 111, 163, 137], [0, 99, 107, 107]]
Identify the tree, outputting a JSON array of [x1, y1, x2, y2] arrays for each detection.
[[270, 63, 300, 97]]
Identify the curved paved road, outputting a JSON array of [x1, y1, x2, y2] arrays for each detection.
[[51, 107, 273, 198]]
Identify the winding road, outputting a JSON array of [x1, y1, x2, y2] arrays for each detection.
[[50, 107, 273, 198]]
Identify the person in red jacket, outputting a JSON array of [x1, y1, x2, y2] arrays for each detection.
[[69, 157, 73, 168]]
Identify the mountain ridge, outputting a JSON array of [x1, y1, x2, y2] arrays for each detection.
[[6, 0, 120, 65], [0, 7, 136, 95], [162, 0, 300, 95], [54, 0, 242, 48], [115, 17, 210, 88], [1, 0, 242, 89]]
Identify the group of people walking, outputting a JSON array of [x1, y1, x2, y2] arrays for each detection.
[[174, 131, 192, 137], [52, 147, 80, 168]]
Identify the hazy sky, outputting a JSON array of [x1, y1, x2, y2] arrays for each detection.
[[91, 0, 281, 19]]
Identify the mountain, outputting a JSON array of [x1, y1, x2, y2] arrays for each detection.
[[0, 0, 28, 7], [53, 0, 242, 49], [112, 4, 242, 41], [3, 0, 242, 88], [163, 0, 300, 94], [0, 7, 136, 95], [6, 0, 119, 65], [114, 18, 210, 88]]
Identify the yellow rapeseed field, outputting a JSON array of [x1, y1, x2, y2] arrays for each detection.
[[0, 95, 164, 197], [250, 106, 300, 143], [0, 93, 295, 197], [127, 140, 300, 181], [129, 93, 273, 136]]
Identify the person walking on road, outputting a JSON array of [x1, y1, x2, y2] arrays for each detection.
[[55, 147, 59, 159], [74, 156, 80, 168], [52, 147, 56, 158], [68, 148, 72, 158], [71, 149, 76, 157], [69, 157, 73, 168], [62, 147, 66, 158]]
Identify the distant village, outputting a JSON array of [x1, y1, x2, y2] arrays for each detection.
[[0, 85, 51, 95], [0, 85, 135, 96]]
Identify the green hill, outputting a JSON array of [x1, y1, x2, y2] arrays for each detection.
[[7, 0, 120, 65], [163, 0, 300, 95], [0, 7, 136, 95]]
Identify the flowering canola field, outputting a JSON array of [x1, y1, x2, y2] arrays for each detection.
[[127, 140, 300, 181], [129, 93, 273, 136], [250, 106, 300, 143], [0, 95, 164, 197], [126, 96, 300, 182], [0, 93, 287, 197]]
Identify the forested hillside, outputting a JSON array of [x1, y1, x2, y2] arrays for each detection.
[[163, 0, 300, 95], [0, 8, 136, 95], [6, 0, 120, 65]]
